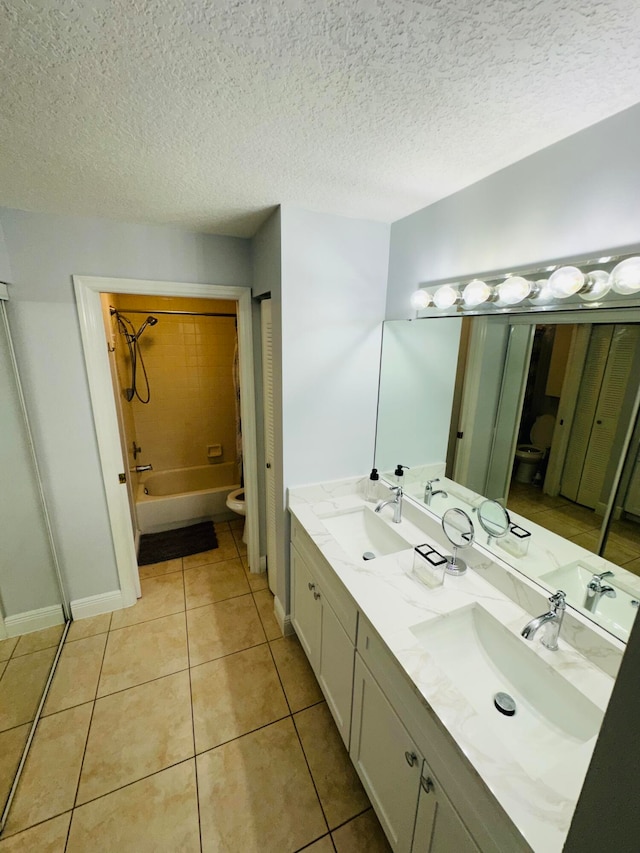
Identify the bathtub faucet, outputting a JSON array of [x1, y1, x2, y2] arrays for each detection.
[[133, 464, 153, 473]]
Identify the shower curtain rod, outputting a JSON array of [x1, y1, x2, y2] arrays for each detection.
[[111, 308, 237, 318]]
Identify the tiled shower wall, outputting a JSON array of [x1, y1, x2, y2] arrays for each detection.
[[110, 295, 238, 475]]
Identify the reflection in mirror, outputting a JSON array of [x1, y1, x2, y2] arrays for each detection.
[[442, 507, 475, 576], [477, 499, 511, 545], [375, 301, 640, 643], [0, 301, 68, 833]]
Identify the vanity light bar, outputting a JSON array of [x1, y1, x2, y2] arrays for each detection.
[[411, 252, 640, 315]]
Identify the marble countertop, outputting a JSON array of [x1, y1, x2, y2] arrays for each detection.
[[288, 476, 617, 853]]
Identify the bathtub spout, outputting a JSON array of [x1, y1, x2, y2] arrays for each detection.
[[134, 464, 153, 473]]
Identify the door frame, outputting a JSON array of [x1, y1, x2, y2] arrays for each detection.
[[74, 276, 260, 609]]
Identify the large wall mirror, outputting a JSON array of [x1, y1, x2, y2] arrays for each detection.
[[0, 299, 69, 834], [375, 269, 640, 645]]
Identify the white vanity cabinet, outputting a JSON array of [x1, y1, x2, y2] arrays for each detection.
[[351, 651, 479, 853], [350, 652, 422, 852], [289, 512, 529, 853], [290, 520, 358, 747], [413, 760, 479, 853]]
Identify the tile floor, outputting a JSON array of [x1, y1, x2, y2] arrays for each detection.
[[0, 520, 390, 852], [507, 481, 640, 575]]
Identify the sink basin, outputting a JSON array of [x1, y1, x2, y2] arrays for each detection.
[[541, 562, 638, 642], [410, 604, 603, 777], [320, 506, 412, 562]]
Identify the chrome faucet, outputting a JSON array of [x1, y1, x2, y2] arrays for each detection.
[[521, 590, 566, 651], [424, 478, 448, 506], [584, 571, 616, 612], [133, 464, 153, 473], [375, 485, 403, 523]]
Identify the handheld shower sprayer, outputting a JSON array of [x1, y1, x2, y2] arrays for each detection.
[[109, 310, 159, 403], [134, 316, 158, 340]]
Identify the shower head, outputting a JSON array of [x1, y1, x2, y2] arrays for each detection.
[[135, 316, 159, 339]]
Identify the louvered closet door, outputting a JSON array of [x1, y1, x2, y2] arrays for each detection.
[[561, 326, 613, 503], [576, 325, 640, 508], [261, 299, 278, 595]]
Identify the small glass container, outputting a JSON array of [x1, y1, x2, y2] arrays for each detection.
[[413, 544, 447, 589], [498, 523, 531, 558]]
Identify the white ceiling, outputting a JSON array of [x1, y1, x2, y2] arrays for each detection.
[[2, 1, 640, 238]]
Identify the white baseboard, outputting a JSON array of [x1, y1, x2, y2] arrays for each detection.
[[71, 590, 125, 621], [274, 595, 294, 637], [4, 604, 65, 637]]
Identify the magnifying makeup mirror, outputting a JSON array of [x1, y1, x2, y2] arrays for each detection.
[[477, 499, 511, 546], [442, 507, 475, 576]]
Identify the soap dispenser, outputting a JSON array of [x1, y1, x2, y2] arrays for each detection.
[[365, 468, 380, 502], [394, 464, 409, 486]]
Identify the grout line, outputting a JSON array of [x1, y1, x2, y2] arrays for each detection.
[[189, 640, 269, 672], [290, 711, 331, 836], [64, 628, 110, 645], [192, 713, 292, 760], [329, 806, 372, 834], [265, 635, 295, 716], [63, 756, 196, 813], [183, 573, 203, 853], [108, 605, 187, 634], [63, 621, 111, 852], [292, 832, 334, 852], [95, 665, 191, 701]]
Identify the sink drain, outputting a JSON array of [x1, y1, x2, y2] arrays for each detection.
[[494, 692, 516, 717], [362, 552, 376, 561]]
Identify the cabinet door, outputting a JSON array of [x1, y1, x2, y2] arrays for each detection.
[[318, 597, 355, 748], [290, 546, 321, 671], [351, 654, 421, 853], [413, 765, 479, 853]]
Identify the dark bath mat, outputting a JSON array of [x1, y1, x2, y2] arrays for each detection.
[[137, 521, 218, 566]]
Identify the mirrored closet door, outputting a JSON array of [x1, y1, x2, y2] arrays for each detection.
[[0, 297, 69, 832]]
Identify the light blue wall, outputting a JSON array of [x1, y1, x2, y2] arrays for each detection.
[[281, 206, 390, 487], [387, 102, 640, 320], [0, 207, 251, 604], [279, 206, 390, 609]]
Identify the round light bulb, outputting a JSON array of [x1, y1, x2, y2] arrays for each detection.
[[580, 270, 611, 302], [610, 256, 640, 295], [462, 279, 492, 308], [497, 276, 531, 306], [529, 279, 554, 304], [432, 285, 459, 310], [548, 265, 585, 298], [410, 289, 431, 310]]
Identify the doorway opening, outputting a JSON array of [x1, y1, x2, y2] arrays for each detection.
[[73, 276, 260, 612]]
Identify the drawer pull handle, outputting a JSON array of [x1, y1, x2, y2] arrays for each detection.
[[421, 775, 434, 793], [405, 751, 418, 767], [308, 582, 316, 591], [313, 591, 321, 600]]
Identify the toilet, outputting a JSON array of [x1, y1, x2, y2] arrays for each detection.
[[226, 487, 247, 542], [514, 414, 556, 485]]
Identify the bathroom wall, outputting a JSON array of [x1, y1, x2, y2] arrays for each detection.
[[278, 206, 390, 609], [387, 101, 640, 320], [111, 295, 239, 475], [0, 207, 251, 605]]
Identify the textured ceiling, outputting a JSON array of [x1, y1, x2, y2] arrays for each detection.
[[2, 0, 640, 237]]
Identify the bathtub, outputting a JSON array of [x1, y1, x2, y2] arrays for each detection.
[[136, 463, 240, 533]]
